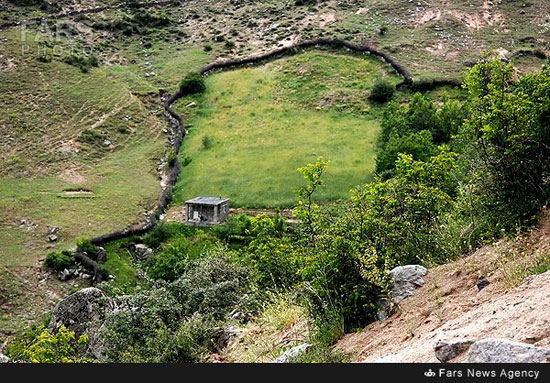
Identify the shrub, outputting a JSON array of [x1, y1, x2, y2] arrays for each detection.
[[181, 156, 192, 167], [224, 40, 236, 50], [100, 287, 184, 362], [407, 93, 441, 135], [45, 251, 73, 272], [212, 214, 252, 244], [62, 54, 99, 73], [201, 135, 213, 150], [142, 222, 191, 249], [76, 238, 101, 260], [375, 130, 438, 175], [8, 325, 88, 363], [166, 151, 177, 167], [460, 59, 550, 231], [179, 72, 206, 95], [169, 251, 251, 319], [368, 80, 394, 103], [294, 154, 457, 330], [148, 234, 217, 282], [239, 215, 297, 290]]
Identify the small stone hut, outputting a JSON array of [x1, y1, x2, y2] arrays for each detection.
[[184, 197, 230, 226]]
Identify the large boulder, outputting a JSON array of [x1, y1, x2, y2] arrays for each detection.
[[389, 265, 428, 302], [466, 338, 550, 363], [435, 339, 474, 362], [49, 287, 114, 358]]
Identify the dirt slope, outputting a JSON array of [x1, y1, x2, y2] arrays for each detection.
[[335, 212, 550, 362]]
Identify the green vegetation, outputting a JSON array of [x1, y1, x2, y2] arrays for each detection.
[[173, 51, 400, 208], [5, 325, 88, 363], [179, 72, 206, 95], [2, 0, 549, 364], [45, 251, 74, 272], [368, 80, 395, 103]]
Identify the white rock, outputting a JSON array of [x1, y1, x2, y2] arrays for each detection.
[[273, 343, 311, 363], [466, 338, 550, 363], [388, 265, 428, 302]]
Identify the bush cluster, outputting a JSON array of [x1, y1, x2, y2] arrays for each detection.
[[179, 72, 206, 95]]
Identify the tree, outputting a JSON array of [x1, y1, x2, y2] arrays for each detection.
[[461, 58, 550, 230], [368, 80, 395, 103], [179, 72, 206, 95], [375, 129, 438, 176]]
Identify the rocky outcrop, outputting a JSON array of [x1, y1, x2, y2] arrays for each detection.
[[466, 338, 550, 363], [389, 265, 428, 302], [434, 339, 474, 362], [273, 343, 311, 363], [49, 287, 114, 358], [134, 244, 153, 260], [211, 326, 244, 350]]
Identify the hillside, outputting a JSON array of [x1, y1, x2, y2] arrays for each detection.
[[335, 211, 550, 362], [0, 0, 549, 365]]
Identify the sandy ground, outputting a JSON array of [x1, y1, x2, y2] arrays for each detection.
[[335, 212, 550, 362]]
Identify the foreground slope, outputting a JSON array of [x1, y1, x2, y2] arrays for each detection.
[[334, 212, 550, 362]]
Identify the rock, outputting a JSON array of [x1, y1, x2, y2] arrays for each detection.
[[476, 277, 490, 291], [102, 139, 111, 146], [229, 308, 251, 323], [186, 101, 197, 108], [57, 268, 76, 281], [48, 226, 59, 234], [211, 326, 243, 350], [466, 338, 550, 363], [96, 246, 107, 263], [388, 265, 428, 302], [134, 244, 153, 259], [47, 234, 58, 242], [435, 339, 474, 362], [273, 343, 311, 363], [0, 352, 9, 363], [49, 287, 114, 359], [376, 298, 393, 321]]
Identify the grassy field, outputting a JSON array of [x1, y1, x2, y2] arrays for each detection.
[[171, 51, 400, 208], [0, 30, 166, 268]]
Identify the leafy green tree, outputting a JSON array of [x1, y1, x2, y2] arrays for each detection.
[[240, 215, 297, 290], [179, 72, 206, 94], [377, 101, 409, 148], [368, 80, 395, 103], [407, 93, 441, 136], [148, 234, 216, 282], [375, 130, 438, 176], [461, 59, 550, 230]]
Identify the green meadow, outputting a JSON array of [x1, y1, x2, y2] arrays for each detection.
[[172, 51, 401, 208]]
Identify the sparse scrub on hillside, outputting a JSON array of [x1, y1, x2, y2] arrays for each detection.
[[62, 54, 99, 73]]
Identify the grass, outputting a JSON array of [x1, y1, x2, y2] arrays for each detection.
[[222, 292, 309, 363], [172, 51, 400, 208], [0, 30, 166, 269]]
